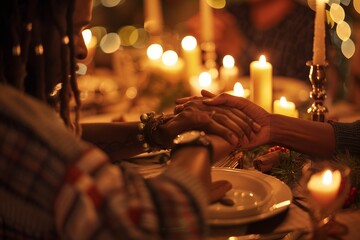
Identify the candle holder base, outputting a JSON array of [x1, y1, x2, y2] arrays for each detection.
[[306, 61, 328, 122]]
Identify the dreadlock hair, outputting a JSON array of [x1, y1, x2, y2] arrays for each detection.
[[0, 0, 82, 136]]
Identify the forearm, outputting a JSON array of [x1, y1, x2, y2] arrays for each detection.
[[81, 122, 144, 160], [270, 114, 336, 157]]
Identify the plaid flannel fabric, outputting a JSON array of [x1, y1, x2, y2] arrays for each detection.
[[0, 84, 207, 239]]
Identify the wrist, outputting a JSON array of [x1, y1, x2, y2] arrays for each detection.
[[171, 131, 214, 164], [137, 112, 172, 152]]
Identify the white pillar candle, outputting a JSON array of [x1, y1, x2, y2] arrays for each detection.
[[144, 0, 164, 36], [313, 0, 327, 65], [273, 97, 299, 118], [307, 169, 341, 208], [200, 0, 214, 43], [220, 55, 239, 90], [250, 55, 273, 112], [181, 36, 201, 78]]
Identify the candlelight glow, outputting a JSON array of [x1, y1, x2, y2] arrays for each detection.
[[181, 36, 197, 51], [279, 96, 289, 107], [82, 29, 98, 50], [147, 44, 163, 60], [82, 29, 92, 46], [198, 72, 212, 87], [223, 55, 235, 69], [259, 55, 267, 64], [233, 82, 244, 97], [322, 170, 333, 185], [162, 50, 178, 66]]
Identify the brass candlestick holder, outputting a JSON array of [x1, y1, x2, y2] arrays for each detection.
[[307, 61, 328, 122]]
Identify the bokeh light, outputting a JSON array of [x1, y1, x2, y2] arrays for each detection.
[[118, 25, 137, 47], [341, 38, 355, 59], [207, 0, 226, 9], [162, 50, 178, 66], [336, 21, 352, 41], [101, 0, 123, 8], [181, 36, 197, 51], [147, 44, 163, 60], [222, 55, 235, 69], [329, 3, 345, 23], [100, 33, 121, 54], [125, 87, 138, 99], [130, 28, 149, 48], [354, 0, 360, 13], [76, 63, 87, 75], [90, 26, 107, 43], [340, 0, 351, 6], [198, 72, 212, 87]]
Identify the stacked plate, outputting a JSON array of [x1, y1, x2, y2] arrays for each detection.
[[208, 168, 292, 225]]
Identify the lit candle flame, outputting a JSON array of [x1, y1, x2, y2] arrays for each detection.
[[233, 82, 244, 97], [259, 55, 267, 64], [223, 55, 235, 69], [147, 43, 163, 60], [198, 72, 212, 87], [279, 96, 288, 107], [181, 36, 197, 51], [162, 50, 178, 66], [322, 170, 333, 185]]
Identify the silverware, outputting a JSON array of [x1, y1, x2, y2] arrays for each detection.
[[227, 228, 308, 240]]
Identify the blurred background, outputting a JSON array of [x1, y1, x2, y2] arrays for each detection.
[[77, 0, 360, 123]]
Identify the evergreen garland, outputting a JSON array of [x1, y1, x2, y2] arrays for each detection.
[[240, 147, 360, 207]]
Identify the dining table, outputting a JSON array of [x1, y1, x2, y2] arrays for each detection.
[[79, 69, 360, 240], [119, 150, 360, 240], [207, 198, 360, 240]]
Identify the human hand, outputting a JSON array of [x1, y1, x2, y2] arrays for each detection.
[[174, 95, 261, 148], [201, 90, 271, 149]]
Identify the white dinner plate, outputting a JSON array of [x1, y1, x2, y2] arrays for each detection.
[[208, 168, 292, 226], [209, 169, 273, 219]]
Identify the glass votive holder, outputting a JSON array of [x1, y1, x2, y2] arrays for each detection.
[[300, 161, 350, 239]]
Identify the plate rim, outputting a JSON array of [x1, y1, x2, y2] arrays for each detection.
[[208, 167, 293, 226]]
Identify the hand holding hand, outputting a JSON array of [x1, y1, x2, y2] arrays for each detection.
[[174, 94, 262, 148], [201, 90, 270, 149]]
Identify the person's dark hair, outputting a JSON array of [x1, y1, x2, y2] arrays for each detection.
[[1, 0, 81, 135]]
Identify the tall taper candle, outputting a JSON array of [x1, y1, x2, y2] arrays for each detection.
[[200, 0, 214, 43], [144, 0, 164, 36], [313, 0, 326, 65]]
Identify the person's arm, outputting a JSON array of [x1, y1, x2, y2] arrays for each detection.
[[270, 114, 336, 157], [328, 120, 360, 156], [197, 91, 337, 158], [81, 122, 144, 160], [81, 103, 258, 160], [56, 134, 233, 239]]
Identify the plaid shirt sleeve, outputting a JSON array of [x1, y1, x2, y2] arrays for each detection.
[[1, 84, 208, 239], [55, 149, 208, 240]]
